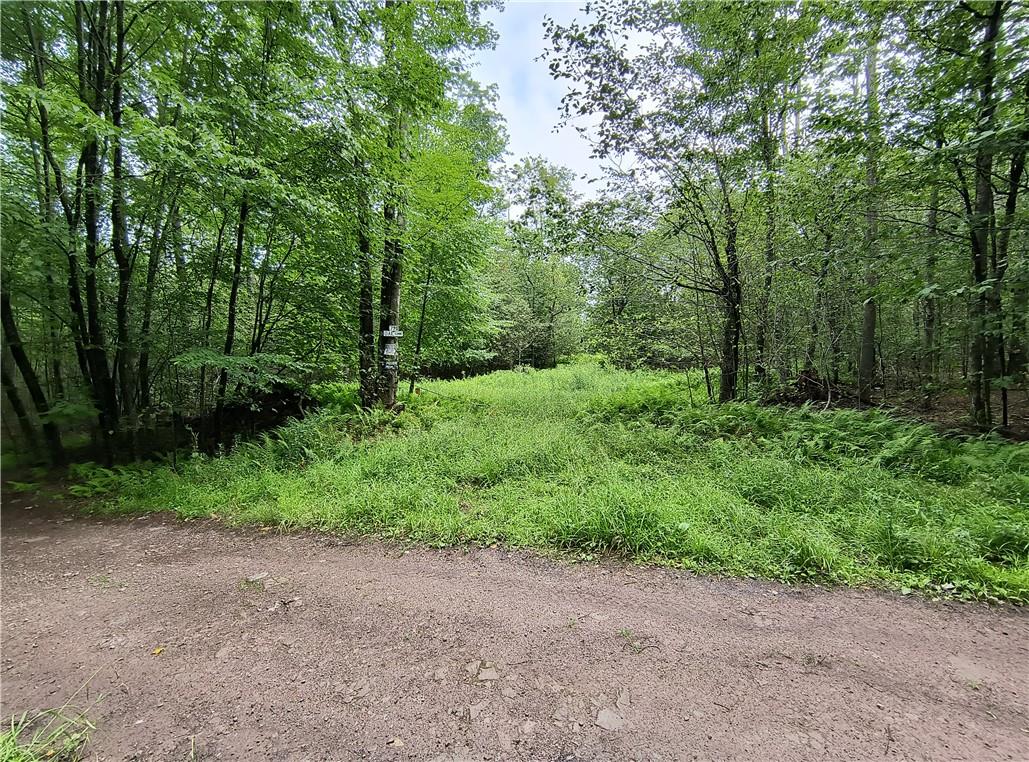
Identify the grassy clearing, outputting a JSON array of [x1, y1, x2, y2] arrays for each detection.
[[81, 363, 1028, 602]]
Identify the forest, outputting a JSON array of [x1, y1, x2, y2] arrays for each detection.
[[1, 2, 1028, 758], [1, 0, 1027, 596]]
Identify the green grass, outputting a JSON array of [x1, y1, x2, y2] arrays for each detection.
[[85, 363, 1029, 602], [0, 708, 94, 762]]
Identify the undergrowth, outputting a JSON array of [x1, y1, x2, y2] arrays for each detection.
[[77, 363, 1029, 602]]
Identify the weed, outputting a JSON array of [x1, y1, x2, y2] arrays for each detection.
[[87, 573, 117, 589], [67, 463, 152, 498], [238, 577, 264, 592], [616, 627, 656, 654], [0, 710, 93, 761], [6, 481, 39, 493]]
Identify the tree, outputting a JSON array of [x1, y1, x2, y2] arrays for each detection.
[[546, 0, 824, 401], [0, 0, 503, 457], [498, 157, 584, 368]]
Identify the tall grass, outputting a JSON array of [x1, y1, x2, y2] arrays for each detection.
[[85, 363, 1028, 602]]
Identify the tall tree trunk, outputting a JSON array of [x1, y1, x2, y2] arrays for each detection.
[[2, 358, 40, 455], [718, 217, 742, 403], [807, 244, 832, 369], [356, 173, 377, 409], [967, 1, 1006, 429], [376, 1, 409, 409], [922, 139, 942, 387], [249, 224, 275, 356], [111, 0, 138, 458], [378, 199, 404, 409], [199, 209, 231, 414], [43, 268, 65, 402], [990, 83, 1027, 425], [408, 264, 432, 395], [81, 0, 119, 462], [138, 191, 179, 422], [755, 104, 776, 383], [214, 197, 250, 445], [1010, 274, 1029, 379], [858, 34, 880, 405], [1000, 101, 1028, 379], [1, 290, 65, 465]]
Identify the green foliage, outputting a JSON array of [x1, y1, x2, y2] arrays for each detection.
[[172, 350, 311, 400], [0, 0, 506, 453], [489, 157, 586, 369], [309, 381, 361, 410], [590, 387, 1028, 490], [0, 708, 94, 762], [6, 481, 40, 493], [66, 462, 154, 497], [85, 364, 1028, 602]]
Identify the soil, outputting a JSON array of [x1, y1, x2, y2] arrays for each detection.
[[2, 494, 1028, 761]]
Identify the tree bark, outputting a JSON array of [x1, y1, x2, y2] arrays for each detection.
[[1, 290, 65, 465], [376, 1, 409, 409], [111, 0, 138, 457], [357, 171, 377, 409], [858, 33, 880, 405], [2, 358, 40, 455], [718, 216, 742, 403], [807, 243, 831, 370], [138, 188, 177, 420], [922, 138, 942, 387], [214, 196, 250, 446], [967, 1, 1006, 429], [214, 197, 250, 446], [755, 104, 776, 383], [1010, 274, 1029, 379], [990, 81, 1027, 424], [408, 264, 432, 395], [377, 200, 404, 409], [80, 0, 119, 462], [199, 209, 231, 414]]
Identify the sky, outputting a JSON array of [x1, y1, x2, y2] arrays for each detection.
[[470, 1, 601, 197]]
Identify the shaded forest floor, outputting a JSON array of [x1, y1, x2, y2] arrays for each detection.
[[2, 495, 1028, 761], [765, 371, 1029, 440], [893, 387, 1029, 441]]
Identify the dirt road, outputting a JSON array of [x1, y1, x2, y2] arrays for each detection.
[[2, 495, 1027, 761]]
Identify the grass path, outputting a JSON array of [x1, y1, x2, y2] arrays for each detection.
[[80, 364, 1029, 601]]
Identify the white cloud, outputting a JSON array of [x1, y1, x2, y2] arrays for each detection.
[[471, 1, 603, 197]]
